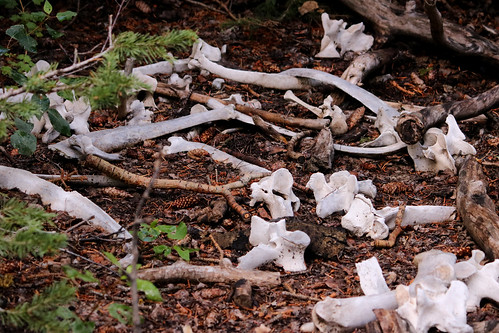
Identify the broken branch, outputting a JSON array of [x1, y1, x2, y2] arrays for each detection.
[[395, 84, 499, 144], [84, 154, 252, 221]]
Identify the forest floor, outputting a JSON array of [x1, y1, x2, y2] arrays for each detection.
[[0, 0, 498, 332]]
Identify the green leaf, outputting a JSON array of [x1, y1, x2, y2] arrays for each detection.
[[10, 70, 28, 85], [63, 266, 99, 283], [153, 244, 171, 256], [45, 24, 63, 39], [31, 94, 50, 111], [71, 318, 95, 333], [33, 0, 44, 5], [6, 24, 37, 53], [168, 222, 187, 240], [47, 108, 71, 136], [137, 279, 163, 301], [56, 11, 77, 22], [108, 303, 133, 325], [173, 245, 198, 261], [155, 224, 176, 234], [103, 251, 122, 268], [43, 0, 52, 14], [0, 46, 9, 55], [11, 130, 37, 155], [14, 117, 34, 133]]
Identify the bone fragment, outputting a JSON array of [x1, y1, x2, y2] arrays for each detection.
[[0, 166, 131, 240], [163, 136, 271, 178], [50, 107, 241, 159]]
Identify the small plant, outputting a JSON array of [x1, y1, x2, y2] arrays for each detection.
[[0, 195, 94, 333], [138, 220, 198, 261]]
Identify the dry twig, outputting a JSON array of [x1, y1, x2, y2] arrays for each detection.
[[374, 203, 406, 248]]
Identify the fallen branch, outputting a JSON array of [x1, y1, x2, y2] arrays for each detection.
[[136, 258, 281, 287], [374, 203, 406, 248], [155, 83, 330, 130], [338, 0, 499, 67], [456, 156, 499, 259], [84, 154, 252, 221], [395, 84, 499, 144]]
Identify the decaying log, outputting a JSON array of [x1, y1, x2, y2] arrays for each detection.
[[339, 0, 499, 68], [136, 258, 281, 287], [396, 84, 499, 144], [457, 156, 499, 259]]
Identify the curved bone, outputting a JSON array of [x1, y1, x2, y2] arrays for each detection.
[[284, 90, 323, 117]]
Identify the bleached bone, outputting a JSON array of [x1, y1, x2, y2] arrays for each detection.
[[212, 78, 225, 90], [238, 216, 310, 272], [312, 291, 398, 330], [341, 194, 389, 239], [284, 90, 323, 117], [454, 250, 499, 312], [396, 281, 472, 333], [191, 39, 222, 62], [224, 93, 261, 109], [410, 250, 457, 295], [445, 114, 476, 157], [68, 135, 122, 161], [127, 100, 153, 126], [132, 58, 190, 76], [130, 70, 157, 108], [356, 257, 390, 296], [375, 205, 456, 229], [315, 13, 374, 58], [163, 136, 270, 178], [64, 96, 91, 134], [250, 168, 300, 219], [168, 73, 192, 90], [0, 166, 131, 240], [407, 114, 476, 173], [26, 59, 50, 77], [306, 171, 377, 218], [321, 97, 348, 135], [50, 107, 242, 159]]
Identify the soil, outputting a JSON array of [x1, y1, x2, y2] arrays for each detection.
[[0, 1, 498, 332]]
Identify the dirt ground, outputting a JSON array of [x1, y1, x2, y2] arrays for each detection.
[[0, 0, 498, 332]]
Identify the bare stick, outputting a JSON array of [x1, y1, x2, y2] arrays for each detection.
[[374, 204, 406, 248], [287, 130, 313, 161], [137, 259, 281, 287], [155, 83, 330, 130], [118, 58, 135, 120], [84, 154, 251, 221], [130, 154, 161, 332]]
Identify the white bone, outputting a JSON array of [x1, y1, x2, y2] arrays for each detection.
[[306, 171, 358, 218], [356, 257, 390, 296], [313, 291, 398, 330], [315, 14, 374, 58], [341, 194, 389, 239], [164, 136, 271, 178], [130, 71, 157, 108], [133, 58, 190, 76], [455, 250, 499, 312], [127, 100, 153, 126], [168, 73, 192, 90], [284, 90, 323, 117], [224, 94, 261, 109], [396, 281, 472, 333], [65, 96, 91, 134], [0, 166, 131, 240], [192, 39, 222, 62], [445, 114, 476, 157], [238, 216, 310, 272], [250, 168, 300, 218], [375, 205, 456, 229], [212, 78, 225, 90]]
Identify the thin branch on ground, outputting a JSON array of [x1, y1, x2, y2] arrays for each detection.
[[84, 154, 253, 221], [374, 203, 406, 248]]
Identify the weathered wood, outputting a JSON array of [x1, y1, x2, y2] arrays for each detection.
[[137, 259, 281, 287], [456, 156, 499, 259], [372, 309, 410, 333], [338, 0, 499, 68], [395, 84, 499, 144]]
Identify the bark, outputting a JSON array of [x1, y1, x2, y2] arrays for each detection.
[[456, 156, 499, 259], [395, 84, 499, 144], [136, 259, 281, 287], [338, 0, 499, 68]]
